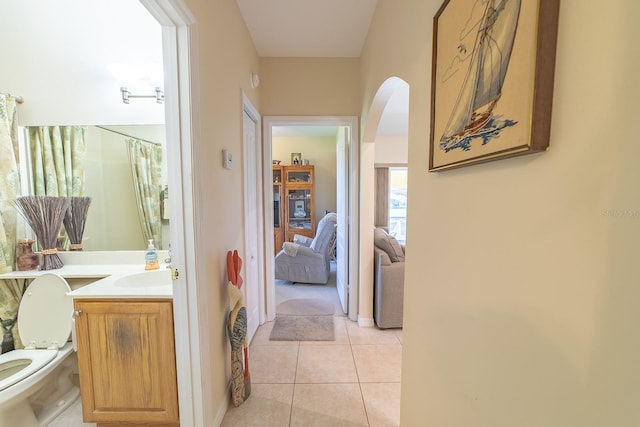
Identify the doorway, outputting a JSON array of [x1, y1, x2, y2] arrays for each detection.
[[242, 97, 264, 342], [142, 1, 202, 426], [360, 77, 410, 328], [262, 116, 359, 322]]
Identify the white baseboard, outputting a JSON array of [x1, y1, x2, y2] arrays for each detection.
[[357, 316, 375, 327]]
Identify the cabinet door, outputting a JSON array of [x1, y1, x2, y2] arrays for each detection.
[[74, 300, 179, 424], [287, 188, 313, 234], [282, 165, 315, 242], [273, 165, 285, 254], [284, 166, 313, 186]]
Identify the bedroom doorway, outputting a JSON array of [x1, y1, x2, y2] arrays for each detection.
[[263, 116, 359, 322]]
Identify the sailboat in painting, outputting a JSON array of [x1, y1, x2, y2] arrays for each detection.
[[440, 0, 522, 152]]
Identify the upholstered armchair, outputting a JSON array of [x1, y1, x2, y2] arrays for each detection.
[[274, 213, 337, 284], [373, 227, 405, 328]]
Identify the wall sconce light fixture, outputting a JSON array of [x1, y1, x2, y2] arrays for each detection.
[[120, 87, 164, 104]]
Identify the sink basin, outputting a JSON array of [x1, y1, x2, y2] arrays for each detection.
[[113, 269, 171, 288]]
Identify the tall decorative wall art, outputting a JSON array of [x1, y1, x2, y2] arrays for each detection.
[[429, 0, 560, 171]]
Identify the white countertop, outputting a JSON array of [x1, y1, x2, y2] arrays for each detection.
[[66, 267, 173, 299], [0, 251, 173, 299], [0, 264, 144, 280]]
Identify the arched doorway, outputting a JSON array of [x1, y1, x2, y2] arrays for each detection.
[[359, 77, 409, 326]]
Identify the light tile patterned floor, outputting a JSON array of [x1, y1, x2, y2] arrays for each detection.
[[222, 276, 403, 427], [48, 397, 95, 427]]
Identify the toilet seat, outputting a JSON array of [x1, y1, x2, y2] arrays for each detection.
[[0, 275, 79, 426], [0, 349, 58, 391], [17, 273, 73, 350]]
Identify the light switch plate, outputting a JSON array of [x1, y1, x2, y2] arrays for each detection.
[[222, 149, 232, 169]]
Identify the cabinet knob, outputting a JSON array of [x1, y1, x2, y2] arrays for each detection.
[[72, 310, 82, 318]]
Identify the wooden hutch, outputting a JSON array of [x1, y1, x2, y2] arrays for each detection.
[[273, 164, 315, 254]]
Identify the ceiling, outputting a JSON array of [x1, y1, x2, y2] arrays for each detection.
[[235, 0, 378, 57]]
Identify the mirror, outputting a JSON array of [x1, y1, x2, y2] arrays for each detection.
[[18, 124, 169, 251], [5, 1, 167, 252]]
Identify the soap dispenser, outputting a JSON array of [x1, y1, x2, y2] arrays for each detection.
[[145, 239, 159, 270]]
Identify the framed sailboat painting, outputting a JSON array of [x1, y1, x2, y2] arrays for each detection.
[[429, 0, 560, 171]]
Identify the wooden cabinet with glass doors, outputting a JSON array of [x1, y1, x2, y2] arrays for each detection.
[[283, 165, 315, 242], [273, 165, 284, 254]]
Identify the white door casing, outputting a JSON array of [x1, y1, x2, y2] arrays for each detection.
[[141, 0, 202, 425], [336, 126, 349, 314], [243, 109, 261, 342]]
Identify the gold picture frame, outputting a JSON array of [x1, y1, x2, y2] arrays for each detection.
[[429, 0, 560, 172]]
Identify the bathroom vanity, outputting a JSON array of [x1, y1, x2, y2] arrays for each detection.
[[0, 251, 178, 427], [68, 267, 178, 427]]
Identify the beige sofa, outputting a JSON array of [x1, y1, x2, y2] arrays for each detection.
[[373, 228, 405, 329]]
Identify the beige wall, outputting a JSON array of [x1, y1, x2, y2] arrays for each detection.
[[374, 135, 408, 165], [184, 0, 260, 423], [259, 57, 360, 116], [361, 0, 640, 425], [273, 135, 338, 223]]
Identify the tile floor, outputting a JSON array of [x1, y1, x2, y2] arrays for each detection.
[[221, 316, 402, 427], [48, 398, 95, 427], [221, 277, 403, 427]]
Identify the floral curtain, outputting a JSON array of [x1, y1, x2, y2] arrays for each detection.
[[27, 126, 87, 197], [0, 94, 23, 352], [25, 126, 87, 251], [126, 138, 163, 248]]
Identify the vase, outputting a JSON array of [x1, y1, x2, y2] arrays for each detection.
[[17, 239, 39, 271]]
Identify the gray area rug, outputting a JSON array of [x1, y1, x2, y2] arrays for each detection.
[[276, 298, 335, 316], [269, 315, 335, 341]]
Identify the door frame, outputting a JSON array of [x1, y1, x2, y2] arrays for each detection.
[[140, 0, 202, 425], [242, 93, 265, 337], [262, 116, 360, 322]]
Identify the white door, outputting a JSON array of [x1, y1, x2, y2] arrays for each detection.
[[335, 127, 349, 314], [243, 110, 260, 341]]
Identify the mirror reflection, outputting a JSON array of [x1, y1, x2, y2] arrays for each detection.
[[18, 124, 169, 251]]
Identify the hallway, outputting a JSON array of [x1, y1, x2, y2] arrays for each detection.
[[222, 272, 402, 426]]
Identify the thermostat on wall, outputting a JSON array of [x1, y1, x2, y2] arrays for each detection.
[[222, 149, 232, 169]]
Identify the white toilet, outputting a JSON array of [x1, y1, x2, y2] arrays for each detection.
[[0, 273, 80, 427]]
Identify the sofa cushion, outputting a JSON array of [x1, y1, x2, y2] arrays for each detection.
[[374, 228, 405, 262]]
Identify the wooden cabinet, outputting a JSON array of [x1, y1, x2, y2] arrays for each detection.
[[273, 165, 284, 254], [74, 299, 179, 427], [283, 165, 315, 242]]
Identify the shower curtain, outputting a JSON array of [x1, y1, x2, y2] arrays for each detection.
[[25, 126, 87, 252], [0, 94, 23, 352], [126, 138, 163, 248]]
